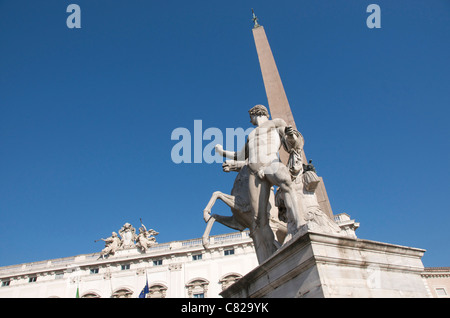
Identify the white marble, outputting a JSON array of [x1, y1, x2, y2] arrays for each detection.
[[220, 231, 429, 298]]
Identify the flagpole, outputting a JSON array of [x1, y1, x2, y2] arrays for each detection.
[[76, 277, 80, 298], [108, 268, 114, 297], [139, 269, 150, 298]]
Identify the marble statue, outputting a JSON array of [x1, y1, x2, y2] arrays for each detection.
[[97, 232, 121, 259], [302, 160, 320, 191], [202, 161, 287, 252], [118, 223, 137, 249], [96, 221, 161, 257], [136, 218, 159, 253], [275, 159, 342, 239], [214, 105, 304, 264]]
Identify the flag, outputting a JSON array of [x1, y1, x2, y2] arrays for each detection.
[[139, 276, 149, 298]]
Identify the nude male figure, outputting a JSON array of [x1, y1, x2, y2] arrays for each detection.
[[215, 105, 304, 263]]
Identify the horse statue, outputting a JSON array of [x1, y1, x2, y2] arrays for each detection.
[[202, 160, 287, 249]]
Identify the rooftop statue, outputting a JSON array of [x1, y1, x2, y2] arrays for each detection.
[[96, 232, 121, 259], [136, 218, 159, 253], [119, 222, 137, 249], [96, 221, 160, 257]]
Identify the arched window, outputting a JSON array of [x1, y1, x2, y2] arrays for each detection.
[[111, 287, 133, 298], [81, 292, 101, 298], [148, 283, 168, 298], [185, 278, 209, 298], [219, 273, 242, 290]]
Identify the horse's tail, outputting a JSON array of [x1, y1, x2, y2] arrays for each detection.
[[202, 216, 216, 249]]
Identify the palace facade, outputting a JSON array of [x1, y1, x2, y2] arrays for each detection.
[[0, 218, 448, 298], [0, 231, 257, 298]]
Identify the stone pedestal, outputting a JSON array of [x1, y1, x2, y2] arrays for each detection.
[[220, 231, 429, 298]]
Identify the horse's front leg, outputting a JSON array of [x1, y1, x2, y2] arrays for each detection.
[[204, 191, 236, 222], [211, 192, 246, 231], [202, 216, 215, 249], [204, 191, 219, 222]]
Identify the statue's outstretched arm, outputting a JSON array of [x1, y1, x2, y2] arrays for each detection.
[[215, 141, 248, 161], [140, 218, 147, 232], [222, 160, 246, 172], [215, 144, 235, 160]]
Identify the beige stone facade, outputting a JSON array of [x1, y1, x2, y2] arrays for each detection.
[[422, 267, 450, 298]]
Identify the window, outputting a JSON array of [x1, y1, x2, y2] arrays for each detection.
[[28, 276, 37, 283], [436, 287, 448, 297], [219, 273, 242, 290], [148, 284, 168, 298], [224, 248, 235, 256], [186, 279, 209, 298], [1, 280, 11, 287], [192, 254, 202, 261], [81, 292, 100, 298], [153, 259, 162, 266], [55, 272, 64, 280], [121, 264, 130, 271], [112, 288, 133, 298], [90, 268, 99, 274]]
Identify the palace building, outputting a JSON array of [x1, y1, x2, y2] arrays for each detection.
[[0, 216, 447, 298], [0, 230, 258, 298]]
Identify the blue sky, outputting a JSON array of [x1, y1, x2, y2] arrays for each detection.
[[0, 0, 449, 268]]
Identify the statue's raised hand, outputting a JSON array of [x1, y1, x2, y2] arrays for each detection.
[[215, 144, 224, 156], [285, 126, 294, 136], [222, 161, 233, 172]]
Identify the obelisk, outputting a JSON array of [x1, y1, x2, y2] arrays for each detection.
[[251, 10, 296, 133], [251, 10, 334, 218]]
